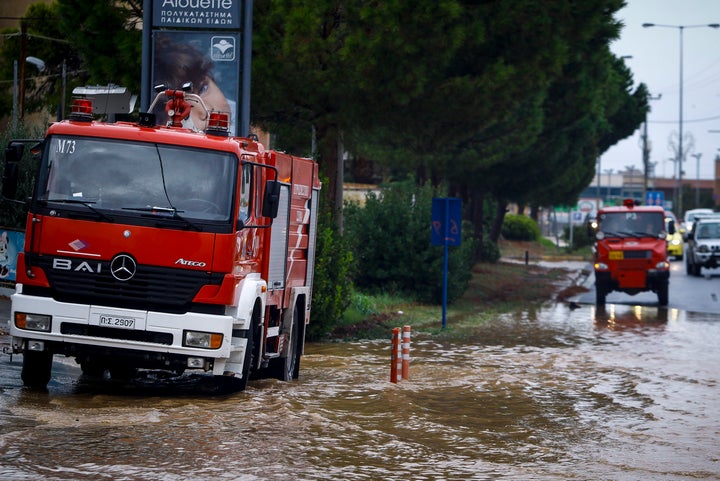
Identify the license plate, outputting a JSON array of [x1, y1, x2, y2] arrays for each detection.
[[609, 251, 624, 260], [98, 314, 136, 329]]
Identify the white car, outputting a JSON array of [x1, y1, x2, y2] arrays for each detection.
[[683, 208, 714, 240]]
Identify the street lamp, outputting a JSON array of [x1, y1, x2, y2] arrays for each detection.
[[642, 22, 720, 214]]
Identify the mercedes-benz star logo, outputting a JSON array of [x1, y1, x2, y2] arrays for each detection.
[[110, 254, 137, 281]]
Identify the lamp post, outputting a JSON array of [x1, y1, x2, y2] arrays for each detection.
[[642, 22, 720, 214]]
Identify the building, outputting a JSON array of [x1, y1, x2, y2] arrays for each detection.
[[581, 155, 720, 215]]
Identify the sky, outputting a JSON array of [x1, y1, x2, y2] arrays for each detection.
[[603, 0, 720, 181]]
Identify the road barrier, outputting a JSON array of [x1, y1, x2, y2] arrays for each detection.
[[390, 325, 411, 383]]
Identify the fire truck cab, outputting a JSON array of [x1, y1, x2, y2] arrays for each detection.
[[593, 199, 674, 306], [3, 87, 320, 390]]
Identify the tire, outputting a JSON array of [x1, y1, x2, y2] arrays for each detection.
[[21, 349, 53, 389], [224, 304, 260, 392], [692, 263, 702, 277], [657, 281, 669, 306], [271, 304, 302, 382], [80, 361, 106, 378], [108, 365, 137, 381], [595, 284, 607, 306], [686, 256, 694, 276]]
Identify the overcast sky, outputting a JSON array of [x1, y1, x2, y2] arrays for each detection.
[[602, 0, 720, 181]]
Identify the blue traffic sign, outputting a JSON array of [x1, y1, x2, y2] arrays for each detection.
[[645, 190, 664, 207], [431, 198, 462, 246]]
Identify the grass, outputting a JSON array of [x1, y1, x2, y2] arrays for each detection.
[[330, 238, 591, 340]]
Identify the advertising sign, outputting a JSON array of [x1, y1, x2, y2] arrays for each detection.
[[152, 0, 241, 29], [151, 31, 240, 135], [0, 228, 24, 283]]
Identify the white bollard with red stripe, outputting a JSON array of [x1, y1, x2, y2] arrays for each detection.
[[390, 326, 410, 383], [401, 325, 410, 380]]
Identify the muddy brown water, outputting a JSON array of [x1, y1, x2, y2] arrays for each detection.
[[1, 303, 719, 480]]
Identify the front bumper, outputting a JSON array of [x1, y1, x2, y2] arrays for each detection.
[[9, 289, 237, 375], [595, 269, 669, 295]]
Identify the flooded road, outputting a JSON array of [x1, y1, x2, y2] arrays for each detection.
[[1, 302, 719, 480]]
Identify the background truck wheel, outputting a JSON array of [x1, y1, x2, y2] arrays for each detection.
[[21, 349, 53, 389], [108, 365, 137, 381], [657, 281, 669, 306], [80, 362, 106, 378], [595, 284, 607, 306]]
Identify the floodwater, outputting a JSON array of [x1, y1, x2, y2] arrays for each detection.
[[1, 303, 719, 480]]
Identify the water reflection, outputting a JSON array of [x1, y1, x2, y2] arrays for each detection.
[[1, 303, 719, 480], [593, 304, 671, 330]]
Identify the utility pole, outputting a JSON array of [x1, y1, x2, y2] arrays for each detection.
[[692, 153, 702, 208], [642, 93, 662, 197], [18, 22, 27, 119]]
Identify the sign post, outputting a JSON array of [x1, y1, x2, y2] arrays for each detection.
[[431, 198, 462, 329]]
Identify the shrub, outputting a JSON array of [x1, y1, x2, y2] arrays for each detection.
[[477, 233, 501, 262], [344, 181, 476, 304], [562, 223, 594, 250], [308, 208, 355, 341], [501, 214, 540, 241]]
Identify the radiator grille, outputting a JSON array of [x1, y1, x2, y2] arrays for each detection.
[[27, 255, 223, 314]]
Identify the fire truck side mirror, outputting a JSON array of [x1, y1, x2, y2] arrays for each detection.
[[668, 220, 676, 235], [2, 142, 23, 199], [262, 180, 281, 218]]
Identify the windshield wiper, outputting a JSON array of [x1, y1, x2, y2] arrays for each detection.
[[121, 206, 202, 231], [43, 198, 114, 222]]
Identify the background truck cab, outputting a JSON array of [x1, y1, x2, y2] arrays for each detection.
[[593, 199, 673, 306]]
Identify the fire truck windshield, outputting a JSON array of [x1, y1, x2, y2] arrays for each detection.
[[39, 136, 236, 223], [598, 211, 665, 238]]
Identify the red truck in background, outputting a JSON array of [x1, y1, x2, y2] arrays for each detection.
[[2, 85, 320, 390], [593, 199, 674, 306]]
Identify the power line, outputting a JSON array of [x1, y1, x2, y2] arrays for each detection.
[[649, 114, 720, 124]]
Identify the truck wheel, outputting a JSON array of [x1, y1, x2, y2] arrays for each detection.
[[595, 285, 607, 306], [657, 282, 669, 306], [21, 349, 53, 389], [226, 304, 260, 392], [108, 365, 137, 381], [80, 362, 106, 378], [272, 304, 302, 382]]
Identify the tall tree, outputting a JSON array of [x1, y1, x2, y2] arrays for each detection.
[[55, 0, 142, 93], [0, 2, 80, 120]]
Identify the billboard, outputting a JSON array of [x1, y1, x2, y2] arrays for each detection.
[[152, 0, 241, 29], [0, 228, 24, 283], [150, 30, 240, 135]]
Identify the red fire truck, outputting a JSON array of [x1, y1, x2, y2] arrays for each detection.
[[2, 86, 320, 390], [593, 199, 673, 306]]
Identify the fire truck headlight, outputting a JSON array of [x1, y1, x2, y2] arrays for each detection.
[[15, 312, 51, 332], [594, 262, 609, 270], [654, 261, 670, 270], [183, 330, 223, 349]]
